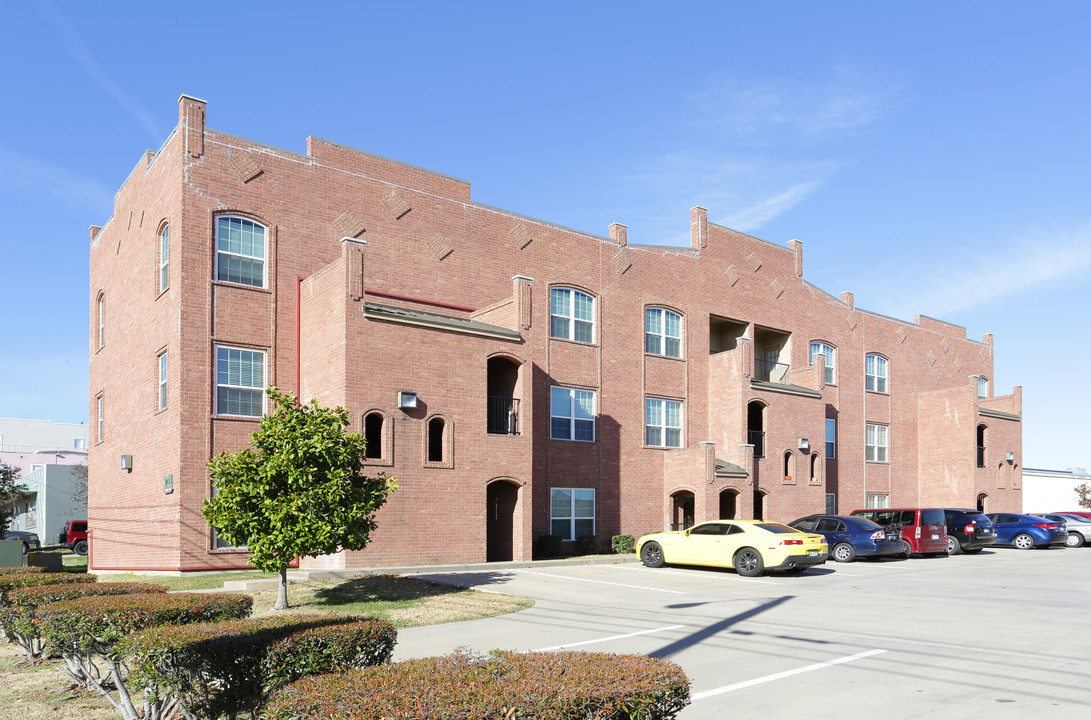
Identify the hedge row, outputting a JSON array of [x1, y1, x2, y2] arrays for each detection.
[[265, 649, 691, 720], [0, 571, 96, 605], [122, 614, 397, 720], [1, 581, 168, 660], [0, 566, 46, 576]]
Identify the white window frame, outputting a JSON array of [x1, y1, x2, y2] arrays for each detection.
[[157, 351, 168, 411], [866, 423, 889, 463], [645, 397, 682, 448], [645, 307, 682, 358], [159, 223, 170, 293], [215, 346, 266, 417], [215, 215, 267, 289], [809, 341, 836, 384], [976, 376, 988, 399], [550, 386, 595, 442], [97, 293, 105, 349], [96, 394, 104, 443], [825, 418, 836, 460], [865, 354, 888, 393], [550, 287, 595, 343], [550, 487, 595, 541], [866, 493, 889, 509]]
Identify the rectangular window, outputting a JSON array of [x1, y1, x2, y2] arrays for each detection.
[[809, 342, 835, 384], [550, 386, 595, 441], [159, 224, 170, 292], [216, 216, 266, 288], [866, 423, 888, 463], [96, 394, 104, 443], [157, 351, 168, 411], [866, 493, 889, 509], [825, 493, 837, 514], [550, 488, 595, 540], [976, 377, 988, 399], [98, 295, 105, 348], [645, 397, 682, 448], [825, 418, 836, 459], [865, 354, 888, 393], [215, 346, 266, 417]]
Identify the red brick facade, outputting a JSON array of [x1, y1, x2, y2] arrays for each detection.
[[87, 96, 1023, 572]]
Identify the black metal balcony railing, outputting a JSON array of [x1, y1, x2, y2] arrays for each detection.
[[977, 445, 985, 468], [487, 396, 520, 435], [748, 430, 765, 458], [754, 359, 790, 384]]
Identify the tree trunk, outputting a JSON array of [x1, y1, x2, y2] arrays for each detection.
[[275, 567, 290, 610]]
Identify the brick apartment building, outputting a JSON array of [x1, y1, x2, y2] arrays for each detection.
[[87, 95, 1023, 572]]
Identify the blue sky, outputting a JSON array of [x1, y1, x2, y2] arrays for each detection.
[[1, 1, 1088, 471]]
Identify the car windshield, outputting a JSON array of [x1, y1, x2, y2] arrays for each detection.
[[754, 522, 801, 534], [966, 513, 992, 525]]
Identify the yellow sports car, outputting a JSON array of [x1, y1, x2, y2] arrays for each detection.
[[636, 520, 828, 576]]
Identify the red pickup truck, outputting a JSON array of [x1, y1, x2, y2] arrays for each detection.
[[58, 521, 88, 555]]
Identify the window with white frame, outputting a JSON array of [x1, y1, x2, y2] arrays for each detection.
[[865, 354, 888, 393], [550, 386, 595, 441], [976, 376, 988, 399], [866, 423, 888, 463], [96, 394, 104, 443], [159, 223, 170, 293], [825, 418, 837, 459], [550, 287, 594, 343], [74, 438, 86, 450], [646, 397, 682, 448], [645, 307, 682, 357], [550, 487, 595, 540], [215, 216, 267, 288], [157, 351, 168, 411], [809, 341, 836, 384], [215, 346, 266, 417], [866, 493, 889, 509], [97, 293, 105, 348]]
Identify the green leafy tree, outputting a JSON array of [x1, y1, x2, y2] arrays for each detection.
[[1076, 483, 1091, 510], [0, 463, 27, 536], [203, 389, 396, 610]]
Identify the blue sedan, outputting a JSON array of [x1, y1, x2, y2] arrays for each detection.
[[789, 515, 904, 562], [985, 513, 1068, 549]]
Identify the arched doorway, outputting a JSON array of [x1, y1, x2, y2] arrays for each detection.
[[486, 480, 519, 561], [977, 493, 988, 513], [754, 490, 766, 520], [671, 491, 695, 530], [719, 488, 738, 519]]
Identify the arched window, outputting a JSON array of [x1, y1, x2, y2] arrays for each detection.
[[977, 425, 987, 468], [364, 412, 384, 459], [783, 450, 794, 483], [428, 417, 445, 462], [216, 215, 267, 288], [159, 223, 170, 292], [550, 287, 594, 343], [865, 354, 888, 393], [96, 292, 105, 349], [810, 341, 836, 384], [645, 307, 682, 358], [976, 377, 989, 399]]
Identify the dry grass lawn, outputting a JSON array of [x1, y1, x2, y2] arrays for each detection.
[[0, 575, 532, 719]]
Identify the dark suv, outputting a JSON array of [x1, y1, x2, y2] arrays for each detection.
[[942, 509, 996, 554]]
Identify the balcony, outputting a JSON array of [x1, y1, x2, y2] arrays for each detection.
[[748, 430, 765, 459], [754, 359, 790, 384], [488, 396, 520, 435]]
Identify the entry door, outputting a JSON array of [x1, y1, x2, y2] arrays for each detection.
[[486, 481, 518, 562]]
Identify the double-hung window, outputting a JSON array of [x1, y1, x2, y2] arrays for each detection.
[[646, 397, 682, 447], [550, 387, 595, 441], [865, 354, 888, 393], [550, 488, 595, 540], [866, 423, 888, 463], [159, 224, 170, 292], [215, 346, 266, 417], [825, 418, 836, 459], [216, 216, 267, 288], [550, 287, 594, 343], [645, 307, 682, 357], [157, 352, 168, 411], [976, 377, 988, 399], [809, 342, 836, 384]]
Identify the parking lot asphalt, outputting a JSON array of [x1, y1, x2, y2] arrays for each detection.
[[396, 547, 1090, 719]]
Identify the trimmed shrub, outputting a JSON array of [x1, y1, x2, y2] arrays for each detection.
[[0, 571, 96, 606], [576, 534, 598, 555], [0, 566, 46, 577], [123, 614, 396, 720], [534, 534, 563, 558], [1, 581, 168, 660], [611, 534, 636, 554], [266, 649, 691, 720]]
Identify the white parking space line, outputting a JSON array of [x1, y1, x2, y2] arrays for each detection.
[[512, 569, 686, 593], [613, 565, 776, 584], [532, 624, 686, 652], [691, 648, 887, 701]]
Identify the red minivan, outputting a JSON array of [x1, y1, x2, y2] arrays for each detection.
[[850, 508, 948, 557]]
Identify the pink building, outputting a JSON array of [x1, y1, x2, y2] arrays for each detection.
[[87, 96, 1022, 573]]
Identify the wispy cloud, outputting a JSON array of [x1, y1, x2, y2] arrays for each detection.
[[41, 1, 161, 142], [0, 143, 114, 212]]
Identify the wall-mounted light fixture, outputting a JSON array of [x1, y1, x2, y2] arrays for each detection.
[[121, 455, 133, 471], [798, 438, 810, 452], [1007, 451, 1015, 463], [397, 391, 418, 410]]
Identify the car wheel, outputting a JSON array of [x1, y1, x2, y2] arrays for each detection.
[[946, 536, 961, 555], [734, 548, 765, 577], [832, 542, 856, 563], [1012, 533, 1035, 550], [963, 547, 983, 554], [898, 540, 912, 559], [640, 541, 665, 568], [1065, 532, 1085, 548], [73, 540, 89, 556]]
